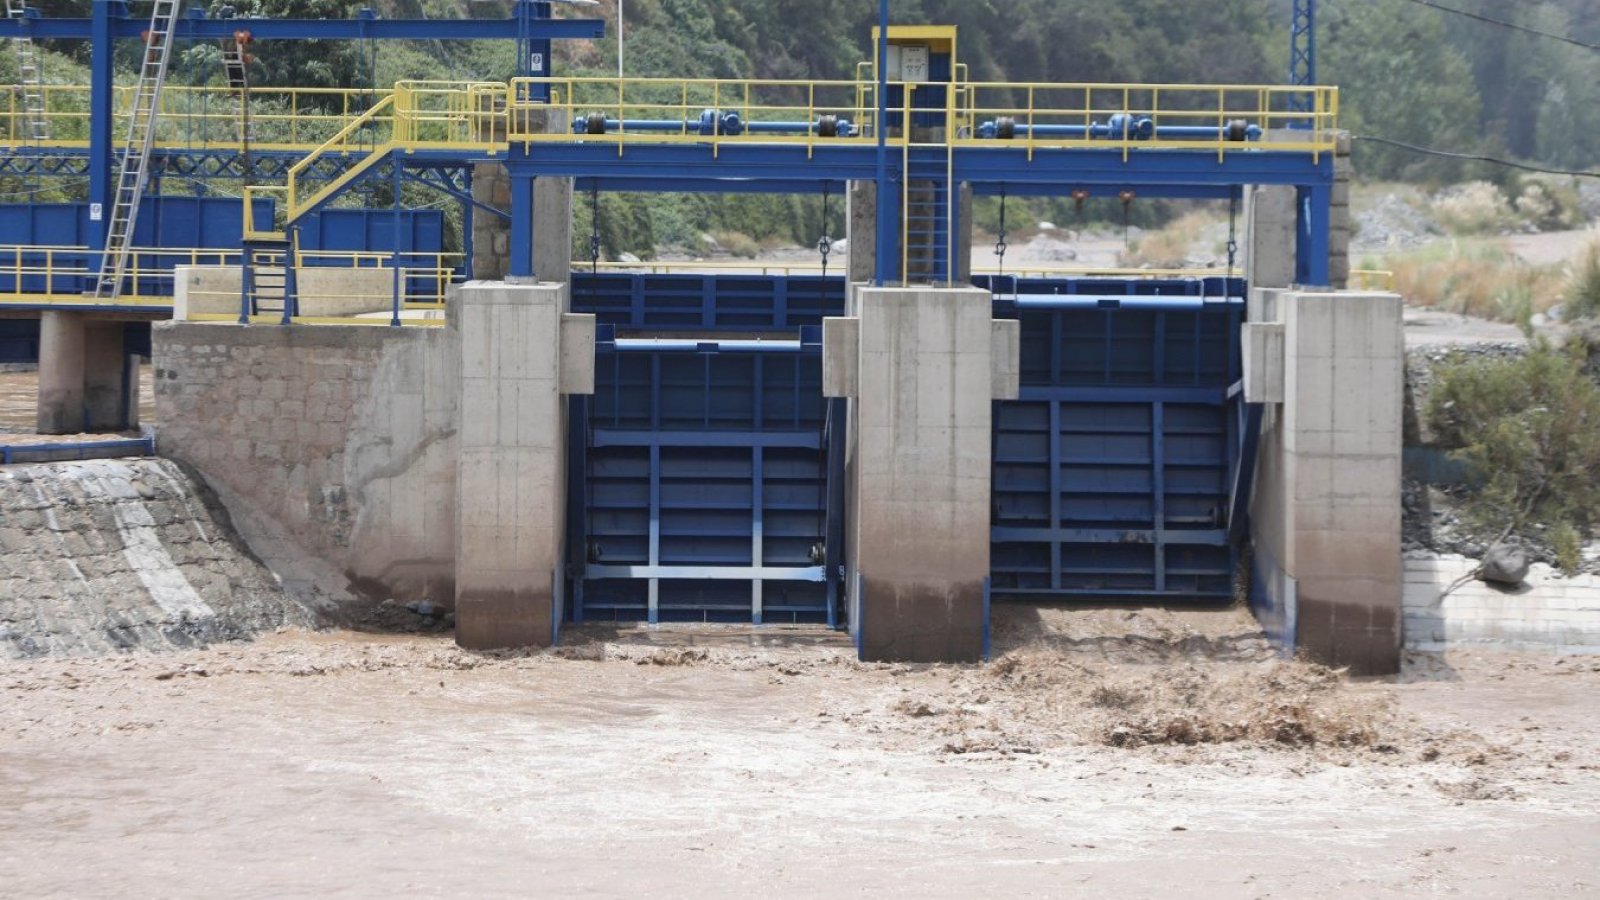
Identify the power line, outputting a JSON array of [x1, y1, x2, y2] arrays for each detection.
[[1354, 134, 1600, 179], [1396, 0, 1600, 52]]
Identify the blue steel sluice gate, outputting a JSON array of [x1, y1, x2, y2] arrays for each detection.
[[0, 4, 1348, 657]]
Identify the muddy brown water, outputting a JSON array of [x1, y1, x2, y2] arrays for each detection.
[[1, 622, 1596, 898], [0, 365, 156, 435]]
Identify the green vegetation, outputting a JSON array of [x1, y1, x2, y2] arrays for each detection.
[[1569, 243, 1600, 322], [1427, 344, 1600, 572]]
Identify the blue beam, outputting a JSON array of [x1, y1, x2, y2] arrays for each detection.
[[573, 177, 850, 196], [0, 15, 604, 41], [990, 527, 1229, 547], [972, 182, 1235, 200]]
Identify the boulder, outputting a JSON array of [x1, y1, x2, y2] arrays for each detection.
[[1479, 544, 1531, 586]]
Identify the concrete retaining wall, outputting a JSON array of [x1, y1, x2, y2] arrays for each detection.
[[153, 322, 458, 604], [1404, 555, 1600, 653], [173, 265, 396, 319]]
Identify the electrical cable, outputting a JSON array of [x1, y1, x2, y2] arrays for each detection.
[[1394, 0, 1600, 53], [1354, 134, 1600, 179], [0, 178, 92, 199]]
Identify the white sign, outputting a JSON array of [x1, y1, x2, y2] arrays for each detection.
[[89, 203, 102, 221], [529, 52, 545, 72]]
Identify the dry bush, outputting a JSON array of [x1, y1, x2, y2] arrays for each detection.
[[1430, 181, 1516, 235], [1123, 209, 1219, 268], [1389, 240, 1563, 327], [710, 230, 761, 258]]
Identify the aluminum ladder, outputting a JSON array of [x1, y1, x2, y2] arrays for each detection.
[[220, 32, 254, 145], [93, 0, 183, 300], [5, 0, 50, 142]]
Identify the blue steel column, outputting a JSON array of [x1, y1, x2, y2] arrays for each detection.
[[390, 161, 403, 325], [1296, 184, 1331, 286], [872, 0, 890, 286], [518, 0, 552, 101], [461, 168, 475, 280], [510, 172, 534, 278], [88, 0, 119, 264]]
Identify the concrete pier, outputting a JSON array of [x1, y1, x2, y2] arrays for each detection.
[[1248, 289, 1404, 675], [36, 311, 86, 434], [36, 312, 138, 434], [454, 281, 594, 650], [825, 285, 1019, 662]]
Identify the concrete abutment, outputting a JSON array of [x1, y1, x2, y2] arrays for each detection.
[[37, 310, 142, 434]]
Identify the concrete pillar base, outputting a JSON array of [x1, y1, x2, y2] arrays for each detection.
[[825, 285, 1020, 663], [1248, 290, 1404, 675], [453, 281, 595, 651], [36, 310, 87, 434], [84, 323, 129, 431]]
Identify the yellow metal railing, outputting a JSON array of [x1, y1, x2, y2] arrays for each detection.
[[953, 82, 1339, 160], [392, 80, 504, 147], [1349, 268, 1395, 290], [4, 77, 1340, 161], [0, 243, 465, 308], [0, 85, 396, 151], [509, 76, 881, 155]]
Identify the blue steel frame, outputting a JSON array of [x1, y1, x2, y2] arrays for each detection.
[[0, 0, 603, 264], [985, 277, 1248, 602], [507, 143, 1336, 285], [567, 324, 845, 626]]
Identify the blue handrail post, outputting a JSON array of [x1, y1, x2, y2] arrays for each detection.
[[872, 0, 890, 287]]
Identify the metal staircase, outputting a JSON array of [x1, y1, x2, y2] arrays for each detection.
[[239, 235, 297, 322], [5, 0, 50, 142], [93, 0, 183, 300]]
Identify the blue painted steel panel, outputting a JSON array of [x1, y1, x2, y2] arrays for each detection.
[[0, 320, 40, 364], [298, 209, 444, 260], [572, 340, 838, 625], [991, 284, 1245, 602], [0, 199, 271, 295], [569, 273, 845, 331]]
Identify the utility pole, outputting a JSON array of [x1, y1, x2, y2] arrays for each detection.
[[1290, 0, 1316, 113]]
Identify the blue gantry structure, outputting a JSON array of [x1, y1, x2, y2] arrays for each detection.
[[0, 4, 1340, 627]]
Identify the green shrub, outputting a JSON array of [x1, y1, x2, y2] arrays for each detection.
[[1552, 523, 1583, 576], [1427, 344, 1600, 554], [1569, 243, 1600, 322]]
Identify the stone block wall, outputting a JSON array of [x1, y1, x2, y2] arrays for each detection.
[[1405, 556, 1600, 652], [153, 322, 458, 605], [472, 163, 513, 282]]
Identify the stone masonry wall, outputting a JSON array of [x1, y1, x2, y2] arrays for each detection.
[[153, 322, 458, 606], [472, 163, 513, 282], [1405, 556, 1600, 653]]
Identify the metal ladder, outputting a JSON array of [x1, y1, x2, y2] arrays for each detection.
[[902, 148, 952, 284], [5, 0, 50, 142], [220, 32, 254, 145], [93, 0, 183, 300]]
